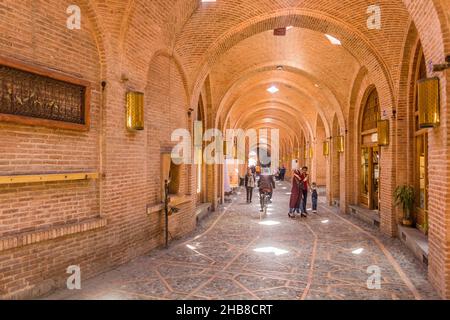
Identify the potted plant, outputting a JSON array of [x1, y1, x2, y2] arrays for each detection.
[[393, 185, 415, 227]]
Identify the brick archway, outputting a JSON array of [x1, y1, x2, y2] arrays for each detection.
[[189, 9, 396, 115], [217, 65, 340, 135]]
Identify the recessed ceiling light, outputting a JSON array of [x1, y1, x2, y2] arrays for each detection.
[[315, 84, 320, 88], [201, 0, 216, 2], [325, 34, 342, 45], [267, 86, 279, 94]]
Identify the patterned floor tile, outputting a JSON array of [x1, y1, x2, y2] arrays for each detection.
[[44, 182, 440, 300]]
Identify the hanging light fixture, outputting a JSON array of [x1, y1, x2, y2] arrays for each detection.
[[418, 77, 440, 128], [335, 136, 345, 153], [377, 120, 389, 146], [126, 91, 144, 131]]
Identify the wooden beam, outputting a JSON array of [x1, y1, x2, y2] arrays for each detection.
[[0, 172, 99, 185]]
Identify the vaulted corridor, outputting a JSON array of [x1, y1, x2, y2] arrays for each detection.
[[1, 0, 450, 301], [45, 183, 439, 300]]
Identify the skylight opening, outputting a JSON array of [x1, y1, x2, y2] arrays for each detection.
[[267, 86, 279, 94], [258, 220, 281, 226]]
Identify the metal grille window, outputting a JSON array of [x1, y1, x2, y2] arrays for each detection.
[[0, 57, 90, 130]]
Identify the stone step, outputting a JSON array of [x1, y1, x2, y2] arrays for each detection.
[[349, 205, 380, 227], [398, 225, 429, 266], [195, 203, 212, 223]]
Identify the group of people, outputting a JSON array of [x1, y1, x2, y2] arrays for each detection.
[[248, 164, 286, 181], [243, 164, 318, 216], [273, 165, 287, 181]]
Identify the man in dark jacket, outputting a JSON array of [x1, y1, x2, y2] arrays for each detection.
[[279, 165, 286, 181], [258, 168, 276, 212]]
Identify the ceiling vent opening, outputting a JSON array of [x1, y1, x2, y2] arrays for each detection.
[[274, 28, 287, 36]]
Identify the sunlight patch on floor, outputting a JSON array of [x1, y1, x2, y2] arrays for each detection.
[[258, 220, 281, 226], [253, 246, 289, 256]]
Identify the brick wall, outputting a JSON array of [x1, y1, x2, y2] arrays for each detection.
[[1, 0, 450, 299], [0, 0, 196, 299]]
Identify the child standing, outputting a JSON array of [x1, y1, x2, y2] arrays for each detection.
[[311, 182, 318, 213]]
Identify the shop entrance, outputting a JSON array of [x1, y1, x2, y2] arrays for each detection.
[[360, 146, 379, 210], [359, 88, 380, 211]]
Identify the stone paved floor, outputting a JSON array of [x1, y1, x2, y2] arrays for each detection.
[[45, 181, 440, 300]]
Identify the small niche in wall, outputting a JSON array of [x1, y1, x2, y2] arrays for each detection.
[[168, 162, 181, 195], [161, 153, 183, 199]]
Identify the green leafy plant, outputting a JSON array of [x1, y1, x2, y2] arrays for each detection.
[[393, 185, 415, 222]]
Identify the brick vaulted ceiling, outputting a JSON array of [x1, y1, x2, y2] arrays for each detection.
[[91, 0, 416, 143], [167, 0, 411, 144], [211, 28, 359, 139]]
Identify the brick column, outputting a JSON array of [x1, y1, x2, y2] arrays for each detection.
[[427, 74, 450, 298]]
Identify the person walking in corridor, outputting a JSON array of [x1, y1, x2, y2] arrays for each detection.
[[289, 166, 305, 218], [299, 166, 310, 215], [311, 182, 318, 213], [244, 169, 255, 203], [280, 165, 286, 181]]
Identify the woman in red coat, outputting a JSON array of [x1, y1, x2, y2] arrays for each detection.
[[289, 167, 306, 218]]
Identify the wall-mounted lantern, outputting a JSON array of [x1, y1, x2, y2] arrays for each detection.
[[335, 136, 344, 153], [377, 119, 389, 146], [323, 141, 330, 156], [309, 146, 314, 159], [418, 77, 440, 128], [126, 91, 144, 131], [194, 121, 203, 148], [224, 137, 237, 157]]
